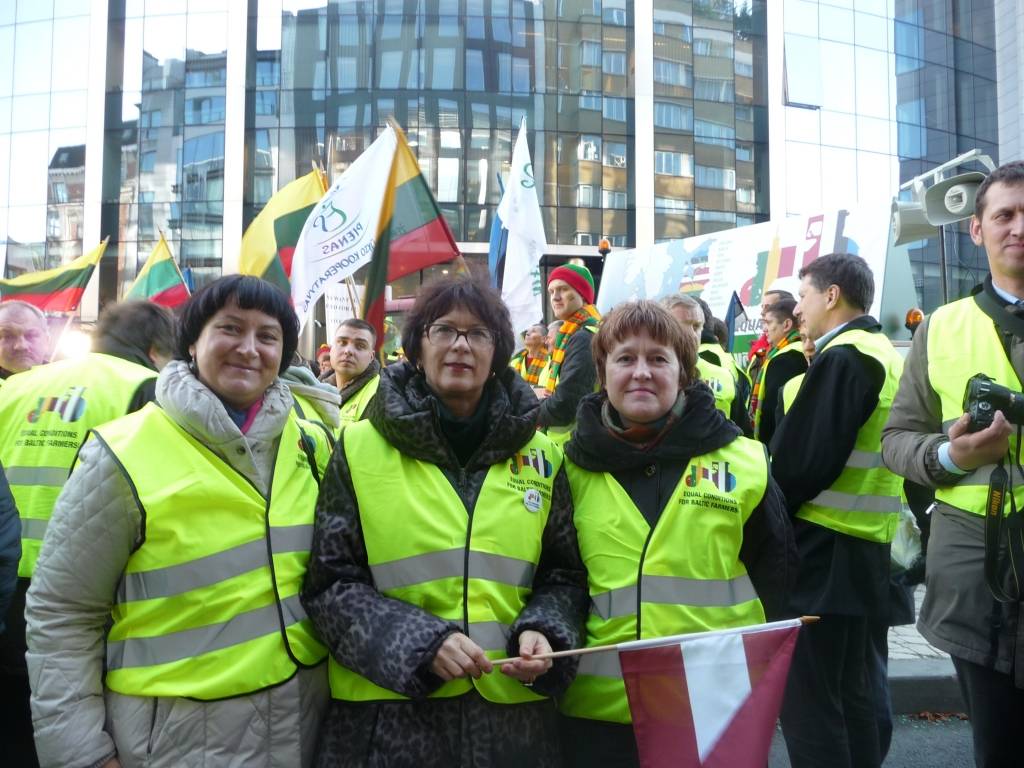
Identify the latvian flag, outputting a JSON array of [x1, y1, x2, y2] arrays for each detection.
[[0, 238, 108, 312], [619, 618, 802, 768]]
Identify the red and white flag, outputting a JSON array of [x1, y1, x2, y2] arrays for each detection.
[[619, 618, 802, 768]]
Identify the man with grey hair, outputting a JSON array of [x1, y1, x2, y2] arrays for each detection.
[[0, 302, 50, 379], [662, 293, 753, 435]]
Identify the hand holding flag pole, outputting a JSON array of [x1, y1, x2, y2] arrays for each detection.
[[489, 616, 817, 666]]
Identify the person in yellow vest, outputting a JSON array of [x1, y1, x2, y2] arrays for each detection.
[[693, 295, 752, 407], [0, 299, 174, 768], [330, 318, 380, 429], [510, 322, 549, 385], [535, 319, 561, 390], [663, 293, 753, 435], [282, 357, 341, 438], [301, 276, 587, 768], [881, 161, 1024, 767], [537, 263, 601, 445], [769, 253, 904, 768], [558, 300, 796, 767], [748, 298, 807, 445], [24, 276, 331, 768], [0, 300, 50, 380]]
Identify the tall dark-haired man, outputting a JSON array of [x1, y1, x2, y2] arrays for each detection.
[[0, 299, 174, 767], [331, 318, 380, 428], [770, 253, 904, 768], [882, 160, 1024, 768]]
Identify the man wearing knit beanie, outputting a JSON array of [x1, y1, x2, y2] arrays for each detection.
[[538, 262, 601, 444], [547, 264, 595, 305]]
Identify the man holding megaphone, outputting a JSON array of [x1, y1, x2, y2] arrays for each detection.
[[882, 160, 1024, 768]]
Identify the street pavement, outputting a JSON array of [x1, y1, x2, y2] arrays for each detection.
[[768, 716, 974, 767], [887, 586, 965, 715]]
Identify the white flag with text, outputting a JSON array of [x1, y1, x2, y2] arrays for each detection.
[[290, 126, 397, 328], [497, 117, 547, 334]]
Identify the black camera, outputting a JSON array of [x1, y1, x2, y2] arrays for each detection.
[[963, 374, 1024, 432]]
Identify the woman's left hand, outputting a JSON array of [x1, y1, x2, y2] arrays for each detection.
[[501, 630, 554, 685]]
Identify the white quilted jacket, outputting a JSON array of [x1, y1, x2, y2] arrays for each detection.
[[25, 361, 328, 768]]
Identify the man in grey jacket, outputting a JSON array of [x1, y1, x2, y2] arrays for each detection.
[[881, 160, 1024, 768]]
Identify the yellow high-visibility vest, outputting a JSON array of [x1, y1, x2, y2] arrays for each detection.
[[696, 357, 735, 417], [794, 329, 904, 543], [94, 403, 328, 699], [331, 420, 560, 703], [339, 374, 380, 429], [927, 297, 1024, 515], [560, 437, 769, 723], [0, 353, 156, 577]]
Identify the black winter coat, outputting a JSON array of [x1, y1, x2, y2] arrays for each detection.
[[301, 362, 588, 768], [538, 328, 596, 429], [0, 461, 19, 632]]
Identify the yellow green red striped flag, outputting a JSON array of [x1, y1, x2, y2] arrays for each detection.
[[239, 168, 328, 294], [0, 238, 108, 312], [361, 120, 461, 342], [125, 233, 189, 307]]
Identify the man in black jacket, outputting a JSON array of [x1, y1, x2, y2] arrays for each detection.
[[771, 253, 904, 768]]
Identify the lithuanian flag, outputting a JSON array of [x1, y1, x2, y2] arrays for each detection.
[[125, 233, 189, 307], [362, 120, 460, 342], [239, 168, 328, 294], [0, 238, 108, 312]]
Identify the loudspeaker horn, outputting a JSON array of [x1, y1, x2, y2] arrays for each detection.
[[891, 199, 936, 246], [923, 171, 987, 225]]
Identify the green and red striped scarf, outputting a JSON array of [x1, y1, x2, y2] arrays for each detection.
[[748, 329, 801, 423], [512, 347, 550, 385], [545, 304, 602, 393]]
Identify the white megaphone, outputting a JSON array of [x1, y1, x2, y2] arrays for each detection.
[[923, 171, 987, 226], [891, 199, 936, 246]]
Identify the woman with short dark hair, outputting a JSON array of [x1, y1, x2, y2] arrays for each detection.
[[558, 300, 795, 767], [302, 276, 588, 767], [26, 276, 331, 768]]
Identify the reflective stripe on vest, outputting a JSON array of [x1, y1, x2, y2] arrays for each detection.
[[332, 420, 561, 704], [696, 357, 735, 416], [339, 374, 379, 429], [560, 438, 768, 723], [94, 404, 327, 699], [927, 298, 1024, 515], [752, 344, 805, 439], [0, 353, 156, 578], [795, 329, 904, 543]]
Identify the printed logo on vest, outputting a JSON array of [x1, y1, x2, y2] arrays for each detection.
[[685, 460, 736, 493], [27, 386, 87, 423], [703, 376, 724, 393], [509, 448, 553, 478]]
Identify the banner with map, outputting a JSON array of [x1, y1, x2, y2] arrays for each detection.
[[596, 205, 907, 353]]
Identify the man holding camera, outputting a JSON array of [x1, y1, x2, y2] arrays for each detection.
[[882, 160, 1024, 768]]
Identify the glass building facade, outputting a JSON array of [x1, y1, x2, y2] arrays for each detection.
[[773, 0, 998, 311], [0, 0, 1000, 315]]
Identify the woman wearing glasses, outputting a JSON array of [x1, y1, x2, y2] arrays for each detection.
[[302, 277, 588, 767]]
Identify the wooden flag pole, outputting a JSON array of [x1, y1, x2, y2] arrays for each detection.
[[489, 616, 819, 666]]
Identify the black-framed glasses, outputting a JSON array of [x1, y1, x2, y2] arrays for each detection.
[[424, 323, 495, 348]]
